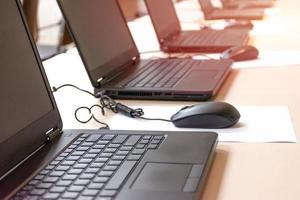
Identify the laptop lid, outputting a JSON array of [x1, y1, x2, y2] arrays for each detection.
[[198, 0, 214, 13], [0, 0, 62, 179], [145, 0, 181, 42], [57, 0, 140, 88]]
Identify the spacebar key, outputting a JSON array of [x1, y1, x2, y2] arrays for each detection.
[[105, 161, 137, 190]]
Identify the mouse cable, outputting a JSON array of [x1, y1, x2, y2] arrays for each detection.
[[52, 84, 172, 123]]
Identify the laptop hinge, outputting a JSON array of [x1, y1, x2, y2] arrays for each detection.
[[45, 127, 61, 142], [97, 56, 139, 86]]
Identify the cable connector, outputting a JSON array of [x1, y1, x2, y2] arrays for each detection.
[[115, 103, 144, 118]]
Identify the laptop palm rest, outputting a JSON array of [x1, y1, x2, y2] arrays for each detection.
[[131, 163, 193, 192]]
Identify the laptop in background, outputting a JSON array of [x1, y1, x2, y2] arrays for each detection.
[[145, 0, 250, 53], [198, 0, 265, 20], [220, 0, 274, 9], [57, 0, 233, 101], [0, 0, 218, 199]]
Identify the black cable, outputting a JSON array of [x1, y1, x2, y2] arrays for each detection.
[[137, 116, 172, 122], [52, 84, 98, 98], [53, 84, 173, 125]]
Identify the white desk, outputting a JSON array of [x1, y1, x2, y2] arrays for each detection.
[[43, 0, 300, 199]]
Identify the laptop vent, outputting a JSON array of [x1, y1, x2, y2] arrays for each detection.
[[117, 91, 153, 97]]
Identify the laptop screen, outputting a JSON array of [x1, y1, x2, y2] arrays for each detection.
[[58, 0, 139, 86], [0, 0, 59, 179], [145, 0, 181, 40]]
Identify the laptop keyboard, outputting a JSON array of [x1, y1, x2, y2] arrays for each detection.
[[176, 29, 248, 46], [121, 59, 198, 88], [13, 133, 165, 200]]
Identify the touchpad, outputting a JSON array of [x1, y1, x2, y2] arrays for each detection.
[[131, 162, 192, 192]]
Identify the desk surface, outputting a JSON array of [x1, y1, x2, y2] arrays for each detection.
[[44, 0, 300, 199]]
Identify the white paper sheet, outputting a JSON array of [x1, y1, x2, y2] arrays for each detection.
[[108, 106, 297, 143]]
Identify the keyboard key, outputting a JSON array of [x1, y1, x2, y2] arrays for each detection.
[[39, 170, 50, 175], [61, 191, 79, 199], [90, 162, 105, 168], [105, 161, 137, 190], [131, 149, 146, 155], [143, 136, 152, 140], [66, 156, 80, 161], [68, 168, 84, 174], [154, 135, 164, 140], [73, 179, 90, 186], [99, 153, 113, 158], [43, 177, 59, 183], [60, 160, 76, 166], [88, 149, 101, 154], [81, 142, 94, 147], [93, 144, 106, 149], [85, 168, 100, 174], [148, 144, 158, 149], [112, 155, 126, 161], [124, 135, 141, 146], [50, 186, 66, 193], [116, 150, 130, 156], [101, 135, 115, 141], [88, 183, 104, 190], [30, 189, 46, 196], [33, 175, 44, 180], [77, 147, 89, 151], [36, 183, 52, 189], [151, 139, 161, 144], [107, 160, 122, 166], [100, 190, 117, 197], [56, 180, 72, 187], [82, 189, 99, 196], [135, 144, 146, 149], [94, 157, 109, 163], [86, 134, 102, 142], [78, 158, 93, 164], [42, 192, 60, 199], [119, 146, 132, 151], [62, 174, 78, 181], [103, 148, 117, 153], [127, 155, 142, 161], [55, 165, 70, 171], [98, 171, 114, 177], [79, 173, 95, 179], [107, 143, 121, 148], [68, 185, 85, 192], [103, 165, 118, 171], [140, 139, 150, 144], [73, 163, 88, 169], [93, 177, 109, 183], [71, 151, 85, 156], [83, 153, 98, 159], [112, 135, 128, 144], [97, 140, 110, 145]]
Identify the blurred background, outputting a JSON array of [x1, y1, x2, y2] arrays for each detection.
[[21, 0, 156, 60]]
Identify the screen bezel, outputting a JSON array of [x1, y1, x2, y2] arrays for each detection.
[[57, 0, 140, 88], [145, 0, 181, 42], [0, 0, 62, 179]]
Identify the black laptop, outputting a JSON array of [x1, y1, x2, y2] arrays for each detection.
[[145, 0, 250, 53], [199, 0, 265, 20], [56, 0, 233, 101], [0, 0, 218, 199]]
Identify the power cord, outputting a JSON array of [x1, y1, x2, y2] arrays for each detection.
[[52, 84, 172, 128]]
